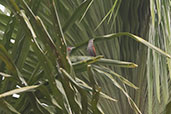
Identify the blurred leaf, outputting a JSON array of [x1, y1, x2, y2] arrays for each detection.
[[165, 101, 171, 114], [60, 67, 117, 103], [94, 65, 139, 90], [76, 78, 117, 102], [0, 99, 20, 114], [0, 85, 40, 98], [0, 72, 11, 77], [0, 44, 18, 77], [87, 65, 103, 114], [97, 58, 138, 68], [94, 68, 142, 114], [62, 0, 94, 32], [47, 0, 71, 73], [153, 51, 160, 102], [59, 68, 81, 113], [95, 0, 121, 30], [150, 0, 155, 26], [0, 13, 10, 30]]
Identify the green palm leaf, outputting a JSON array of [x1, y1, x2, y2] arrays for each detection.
[[0, 0, 170, 114]]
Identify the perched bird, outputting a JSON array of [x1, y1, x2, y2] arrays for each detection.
[[67, 46, 75, 55], [87, 39, 96, 57]]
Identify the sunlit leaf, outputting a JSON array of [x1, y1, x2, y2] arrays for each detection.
[[0, 85, 40, 98], [70, 56, 138, 68], [0, 72, 11, 77]]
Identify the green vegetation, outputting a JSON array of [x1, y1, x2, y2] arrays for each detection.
[[0, 0, 171, 114]]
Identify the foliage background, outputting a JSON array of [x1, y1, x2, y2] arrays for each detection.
[[0, 0, 171, 114]]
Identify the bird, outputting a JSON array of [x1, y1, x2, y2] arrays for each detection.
[[67, 46, 75, 55], [87, 39, 96, 57]]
